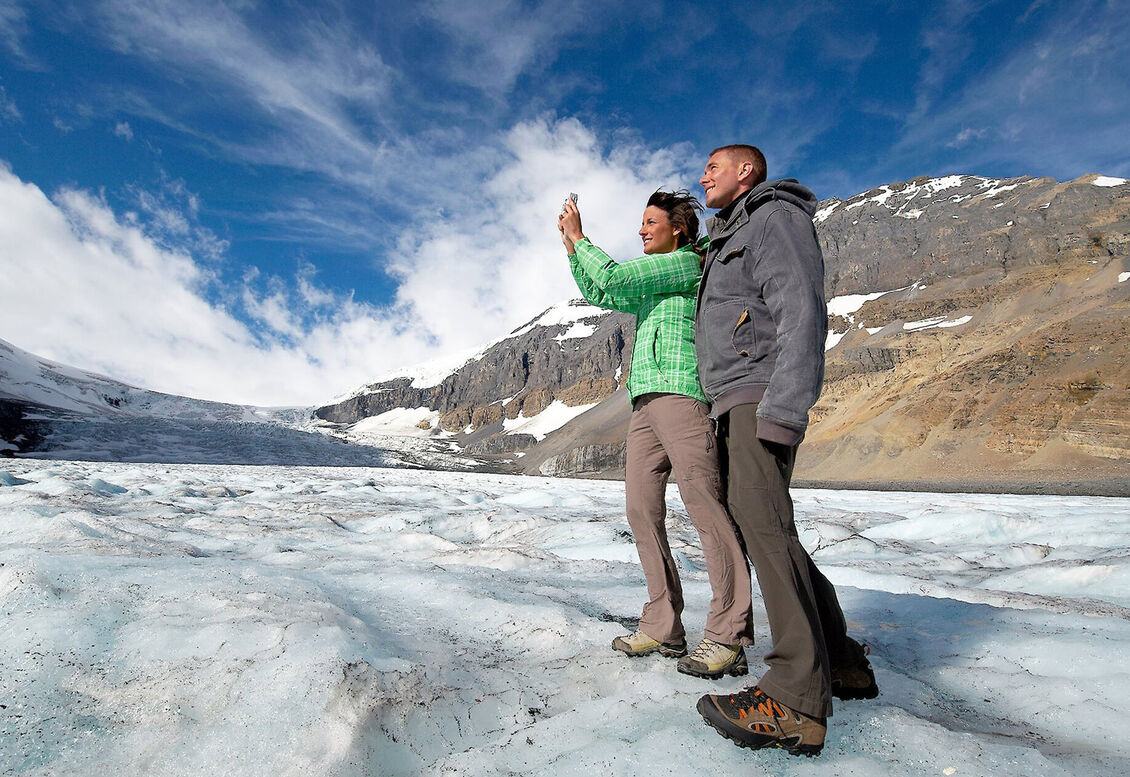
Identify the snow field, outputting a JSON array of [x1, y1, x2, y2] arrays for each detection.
[[2, 461, 1128, 776]]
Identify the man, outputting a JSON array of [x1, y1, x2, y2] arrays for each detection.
[[692, 145, 877, 757]]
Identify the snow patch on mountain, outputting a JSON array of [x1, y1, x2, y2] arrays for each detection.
[[835, 175, 1040, 223], [825, 284, 974, 343], [826, 286, 921, 349], [502, 400, 599, 441], [904, 314, 973, 331], [509, 300, 610, 339], [0, 337, 475, 469], [347, 407, 446, 438], [975, 180, 1021, 199], [814, 199, 842, 223], [827, 287, 907, 319], [554, 322, 597, 341]]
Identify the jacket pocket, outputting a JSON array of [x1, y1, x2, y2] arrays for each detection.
[[650, 328, 664, 376], [718, 246, 745, 264], [732, 309, 755, 358], [699, 299, 757, 384]]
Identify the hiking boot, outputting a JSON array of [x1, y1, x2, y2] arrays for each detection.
[[697, 685, 825, 757], [611, 629, 687, 658], [832, 643, 878, 700], [677, 638, 749, 679]]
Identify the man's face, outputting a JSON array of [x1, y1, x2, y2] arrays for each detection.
[[700, 150, 749, 209]]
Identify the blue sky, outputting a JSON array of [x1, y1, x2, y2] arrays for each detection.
[[1, 0, 1127, 405]]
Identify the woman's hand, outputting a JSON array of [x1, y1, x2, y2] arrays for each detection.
[[558, 197, 585, 254], [559, 219, 575, 255]]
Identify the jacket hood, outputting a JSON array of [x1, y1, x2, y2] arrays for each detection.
[[743, 178, 819, 218]]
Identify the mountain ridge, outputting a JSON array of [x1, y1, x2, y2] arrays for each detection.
[[4, 172, 1128, 493]]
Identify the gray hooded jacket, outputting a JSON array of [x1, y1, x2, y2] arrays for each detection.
[[694, 178, 826, 445]]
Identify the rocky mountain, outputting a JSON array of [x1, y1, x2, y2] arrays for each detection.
[[316, 173, 1130, 494], [317, 301, 630, 442], [805, 173, 1129, 494]]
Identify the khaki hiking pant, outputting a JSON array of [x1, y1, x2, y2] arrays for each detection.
[[625, 393, 754, 647], [718, 403, 865, 718]]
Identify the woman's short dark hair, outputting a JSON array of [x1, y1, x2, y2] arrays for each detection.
[[646, 189, 704, 254]]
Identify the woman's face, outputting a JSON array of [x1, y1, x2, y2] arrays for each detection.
[[639, 205, 680, 254]]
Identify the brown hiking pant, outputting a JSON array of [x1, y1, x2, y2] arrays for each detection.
[[625, 393, 754, 647], [718, 403, 865, 718]]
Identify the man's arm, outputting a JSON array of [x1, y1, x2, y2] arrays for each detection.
[[756, 208, 827, 445]]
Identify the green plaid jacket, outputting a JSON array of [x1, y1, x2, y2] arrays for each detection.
[[569, 237, 707, 402]]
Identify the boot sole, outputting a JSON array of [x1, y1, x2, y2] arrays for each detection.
[[696, 697, 822, 757], [676, 659, 749, 680], [613, 644, 688, 658]]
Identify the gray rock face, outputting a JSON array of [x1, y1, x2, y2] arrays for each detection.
[[825, 346, 904, 380], [817, 174, 1129, 297], [316, 301, 632, 435], [465, 433, 538, 455], [537, 443, 627, 478]]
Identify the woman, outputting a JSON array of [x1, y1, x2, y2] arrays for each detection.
[[557, 190, 754, 679]]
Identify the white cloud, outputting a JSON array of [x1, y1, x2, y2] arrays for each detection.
[[910, 0, 980, 123], [421, 0, 588, 94], [0, 1, 32, 65], [0, 118, 699, 406], [126, 176, 228, 261], [17, 0, 687, 260], [0, 76, 19, 122], [389, 116, 699, 352], [86, 0, 396, 184], [114, 120, 133, 140], [0, 164, 432, 406], [890, 0, 1130, 179], [946, 126, 988, 148]]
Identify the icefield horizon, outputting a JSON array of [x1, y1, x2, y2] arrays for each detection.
[[2, 459, 1128, 776]]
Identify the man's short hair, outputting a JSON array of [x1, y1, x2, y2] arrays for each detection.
[[710, 144, 767, 187]]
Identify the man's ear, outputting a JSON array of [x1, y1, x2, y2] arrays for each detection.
[[738, 161, 753, 182]]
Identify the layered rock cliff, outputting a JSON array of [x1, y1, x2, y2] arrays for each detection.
[[316, 301, 633, 449]]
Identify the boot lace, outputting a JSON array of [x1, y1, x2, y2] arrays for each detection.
[[689, 638, 730, 660], [726, 686, 788, 720], [624, 628, 654, 645]]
